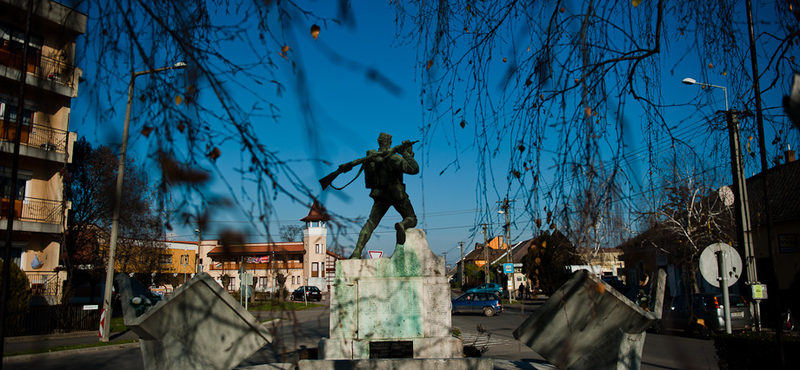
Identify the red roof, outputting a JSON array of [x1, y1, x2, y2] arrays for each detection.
[[300, 200, 330, 222], [207, 242, 304, 256]]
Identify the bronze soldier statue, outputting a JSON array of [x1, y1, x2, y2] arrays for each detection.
[[320, 133, 419, 259]]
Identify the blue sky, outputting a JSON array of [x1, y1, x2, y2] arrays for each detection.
[[69, 1, 798, 264]]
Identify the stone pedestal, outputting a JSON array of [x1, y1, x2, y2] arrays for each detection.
[[513, 269, 666, 370], [319, 229, 461, 359], [116, 273, 272, 370]]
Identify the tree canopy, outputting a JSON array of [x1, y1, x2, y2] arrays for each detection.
[[64, 137, 165, 280], [522, 230, 583, 295], [70, 0, 799, 250]]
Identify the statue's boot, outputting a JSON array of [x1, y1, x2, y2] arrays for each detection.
[[395, 222, 406, 245], [394, 217, 416, 245]]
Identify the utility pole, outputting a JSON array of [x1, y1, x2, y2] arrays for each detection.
[[746, 4, 780, 363], [498, 199, 516, 301], [482, 224, 489, 284], [459, 242, 464, 287]]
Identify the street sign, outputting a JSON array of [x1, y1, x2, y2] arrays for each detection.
[[699, 243, 742, 288], [242, 285, 254, 299], [239, 272, 253, 286], [513, 263, 523, 267], [503, 263, 514, 274], [752, 284, 768, 300], [368, 250, 383, 259], [98, 308, 106, 338]]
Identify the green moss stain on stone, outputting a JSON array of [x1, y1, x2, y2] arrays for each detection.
[[390, 244, 421, 277]]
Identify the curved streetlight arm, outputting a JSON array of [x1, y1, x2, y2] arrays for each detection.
[[682, 77, 728, 111]]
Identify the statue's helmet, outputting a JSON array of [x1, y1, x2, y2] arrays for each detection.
[[378, 132, 392, 145]]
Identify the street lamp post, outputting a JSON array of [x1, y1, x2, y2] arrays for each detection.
[[682, 78, 728, 111], [100, 62, 187, 342], [682, 77, 761, 331]]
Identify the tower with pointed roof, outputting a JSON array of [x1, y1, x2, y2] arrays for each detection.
[[301, 201, 329, 290]]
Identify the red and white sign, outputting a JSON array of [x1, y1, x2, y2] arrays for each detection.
[[98, 308, 106, 338], [368, 250, 383, 259]]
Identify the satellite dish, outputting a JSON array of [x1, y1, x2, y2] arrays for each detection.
[[718, 186, 735, 207], [699, 243, 742, 288]]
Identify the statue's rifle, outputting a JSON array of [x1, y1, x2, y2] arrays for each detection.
[[319, 140, 418, 190]]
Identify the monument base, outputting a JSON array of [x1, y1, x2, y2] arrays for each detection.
[[297, 358, 493, 370], [319, 337, 462, 360], [320, 229, 459, 360]]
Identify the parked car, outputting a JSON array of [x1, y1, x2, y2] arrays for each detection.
[[602, 276, 629, 294], [291, 286, 322, 301], [466, 283, 504, 296], [654, 293, 753, 339], [451, 292, 503, 317]]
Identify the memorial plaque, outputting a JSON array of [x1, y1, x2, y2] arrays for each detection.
[[369, 341, 413, 359], [358, 279, 423, 338]]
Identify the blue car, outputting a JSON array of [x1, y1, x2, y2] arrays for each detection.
[[451, 292, 503, 316], [466, 283, 504, 296]]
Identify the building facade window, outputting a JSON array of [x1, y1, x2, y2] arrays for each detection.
[[0, 25, 44, 73], [312, 262, 319, 277], [315, 243, 321, 254], [0, 102, 36, 144], [0, 244, 22, 267], [160, 254, 172, 265]]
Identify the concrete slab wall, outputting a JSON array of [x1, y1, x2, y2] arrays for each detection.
[[117, 273, 272, 370], [513, 269, 666, 370]]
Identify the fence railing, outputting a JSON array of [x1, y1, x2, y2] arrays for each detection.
[[26, 272, 61, 297], [0, 49, 77, 88], [0, 197, 63, 224], [0, 122, 69, 154], [4, 305, 101, 337], [26, 124, 68, 153], [209, 261, 304, 271]]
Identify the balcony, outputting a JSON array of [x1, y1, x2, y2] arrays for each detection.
[[210, 261, 304, 271], [0, 48, 80, 97], [0, 197, 63, 234], [0, 122, 68, 153]]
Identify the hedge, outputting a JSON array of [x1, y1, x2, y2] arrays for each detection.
[[714, 331, 800, 370]]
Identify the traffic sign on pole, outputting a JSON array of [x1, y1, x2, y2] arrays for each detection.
[[98, 308, 106, 338]]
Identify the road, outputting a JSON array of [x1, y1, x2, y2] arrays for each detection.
[[3, 301, 720, 370]]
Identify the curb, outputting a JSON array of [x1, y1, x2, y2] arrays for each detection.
[[3, 330, 100, 344], [3, 341, 140, 362]]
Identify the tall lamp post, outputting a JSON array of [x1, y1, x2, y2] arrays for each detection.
[[100, 62, 187, 342], [682, 77, 761, 330]]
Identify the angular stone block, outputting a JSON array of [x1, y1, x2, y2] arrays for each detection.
[[116, 272, 272, 370], [513, 269, 666, 370], [320, 229, 461, 359]]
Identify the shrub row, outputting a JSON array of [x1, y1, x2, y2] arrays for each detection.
[[715, 331, 800, 370]]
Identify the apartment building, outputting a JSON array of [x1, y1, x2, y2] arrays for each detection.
[[0, 0, 85, 299], [159, 241, 197, 285]]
